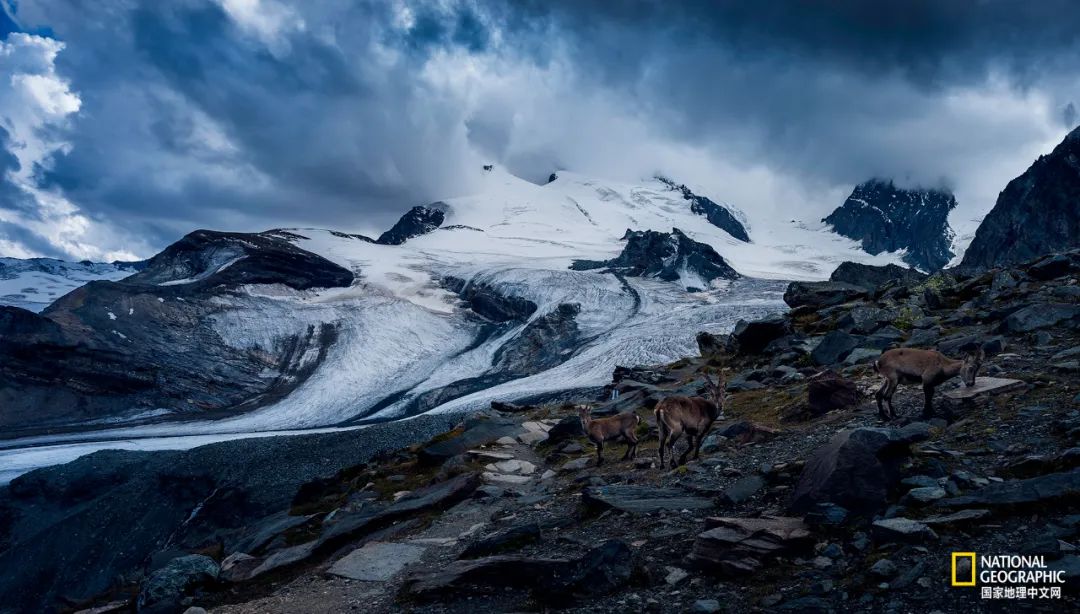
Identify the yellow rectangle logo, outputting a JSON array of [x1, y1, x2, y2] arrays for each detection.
[[952, 552, 976, 586]]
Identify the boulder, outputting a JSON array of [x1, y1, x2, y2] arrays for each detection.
[[583, 485, 715, 514], [811, 331, 861, 366], [836, 306, 895, 334], [783, 281, 867, 309], [1001, 303, 1080, 333], [137, 555, 219, 613], [716, 421, 780, 445], [789, 427, 924, 515], [696, 331, 725, 358], [727, 316, 792, 355], [459, 523, 542, 559], [403, 540, 631, 604], [941, 469, 1080, 509], [544, 416, 585, 446], [829, 262, 927, 291], [1028, 253, 1080, 280], [688, 517, 813, 575], [806, 370, 860, 414]]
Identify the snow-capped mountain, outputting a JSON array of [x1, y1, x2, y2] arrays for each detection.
[[0, 168, 905, 477], [823, 179, 957, 272], [0, 257, 143, 312]]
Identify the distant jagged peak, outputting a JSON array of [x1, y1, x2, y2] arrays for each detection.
[[653, 175, 751, 243], [823, 177, 957, 272]]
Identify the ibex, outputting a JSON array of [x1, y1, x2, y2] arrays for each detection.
[[874, 347, 983, 420], [655, 371, 725, 468], [577, 406, 642, 465]]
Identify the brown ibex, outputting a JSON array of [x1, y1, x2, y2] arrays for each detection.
[[578, 406, 642, 465], [655, 371, 725, 468], [874, 347, 983, 420]]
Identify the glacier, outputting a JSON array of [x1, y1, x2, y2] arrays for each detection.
[[0, 168, 904, 481]]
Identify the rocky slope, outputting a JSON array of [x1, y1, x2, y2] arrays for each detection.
[[6, 250, 1079, 613], [0, 230, 353, 434], [823, 179, 957, 272], [961, 125, 1080, 270]]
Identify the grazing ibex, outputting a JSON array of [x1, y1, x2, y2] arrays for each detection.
[[577, 406, 642, 465], [874, 347, 983, 420], [655, 371, 725, 468]]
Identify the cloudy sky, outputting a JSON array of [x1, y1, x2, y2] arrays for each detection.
[[1, 0, 1078, 261]]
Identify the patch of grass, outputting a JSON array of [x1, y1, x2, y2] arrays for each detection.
[[727, 386, 801, 426]]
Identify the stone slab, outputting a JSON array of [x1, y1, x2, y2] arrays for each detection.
[[328, 542, 426, 581], [944, 377, 1023, 400]]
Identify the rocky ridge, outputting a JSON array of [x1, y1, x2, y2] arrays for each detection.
[[961, 125, 1080, 270]]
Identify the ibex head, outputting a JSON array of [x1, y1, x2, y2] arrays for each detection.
[[701, 369, 726, 418], [960, 347, 985, 387]]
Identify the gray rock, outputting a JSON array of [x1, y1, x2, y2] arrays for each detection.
[[784, 281, 868, 309], [1002, 303, 1080, 333], [328, 542, 426, 581], [790, 427, 918, 515], [844, 348, 880, 366], [942, 469, 1080, 508], [901, 486, 946, 505], [811, 331, 862, 366], [870, 558, 898, 578], [871, 518, 938, 543], [583, 485, 714, 514], [137, 555, 219, 613], [722, 475, 766, 505], [693, 599, 722, 613]]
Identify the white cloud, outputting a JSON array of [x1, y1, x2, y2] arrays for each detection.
[[0, 33, 141, 261]]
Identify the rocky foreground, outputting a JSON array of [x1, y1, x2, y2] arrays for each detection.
[[7, 251, 1080, 613]]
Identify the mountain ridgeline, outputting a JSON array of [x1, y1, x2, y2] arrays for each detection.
[[961, 125, 1080, 270], [824, 179, 957, 272], [656, 176, 751, 242]]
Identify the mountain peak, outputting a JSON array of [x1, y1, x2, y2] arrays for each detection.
[[823, 179, 957, 272], [960, 127, 1080, 269]]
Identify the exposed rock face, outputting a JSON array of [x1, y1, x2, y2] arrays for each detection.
[[806, 371, 860, 415], [442, 276, 538, 322], [961, 126, 1080, 270], [0, 230, 353, 433], [823, 179, 957, 271], [376, 204, 446, 245], [127, 229, 352, 290], [570, 228, 739, 284], [829, 261, 927, 291], [656, 177, 750, 242]]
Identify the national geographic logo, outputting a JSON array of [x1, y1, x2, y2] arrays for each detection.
[[951, 552, 1066, 600]]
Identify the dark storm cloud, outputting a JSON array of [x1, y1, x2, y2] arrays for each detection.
[[3, 0, 1080, 258]]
